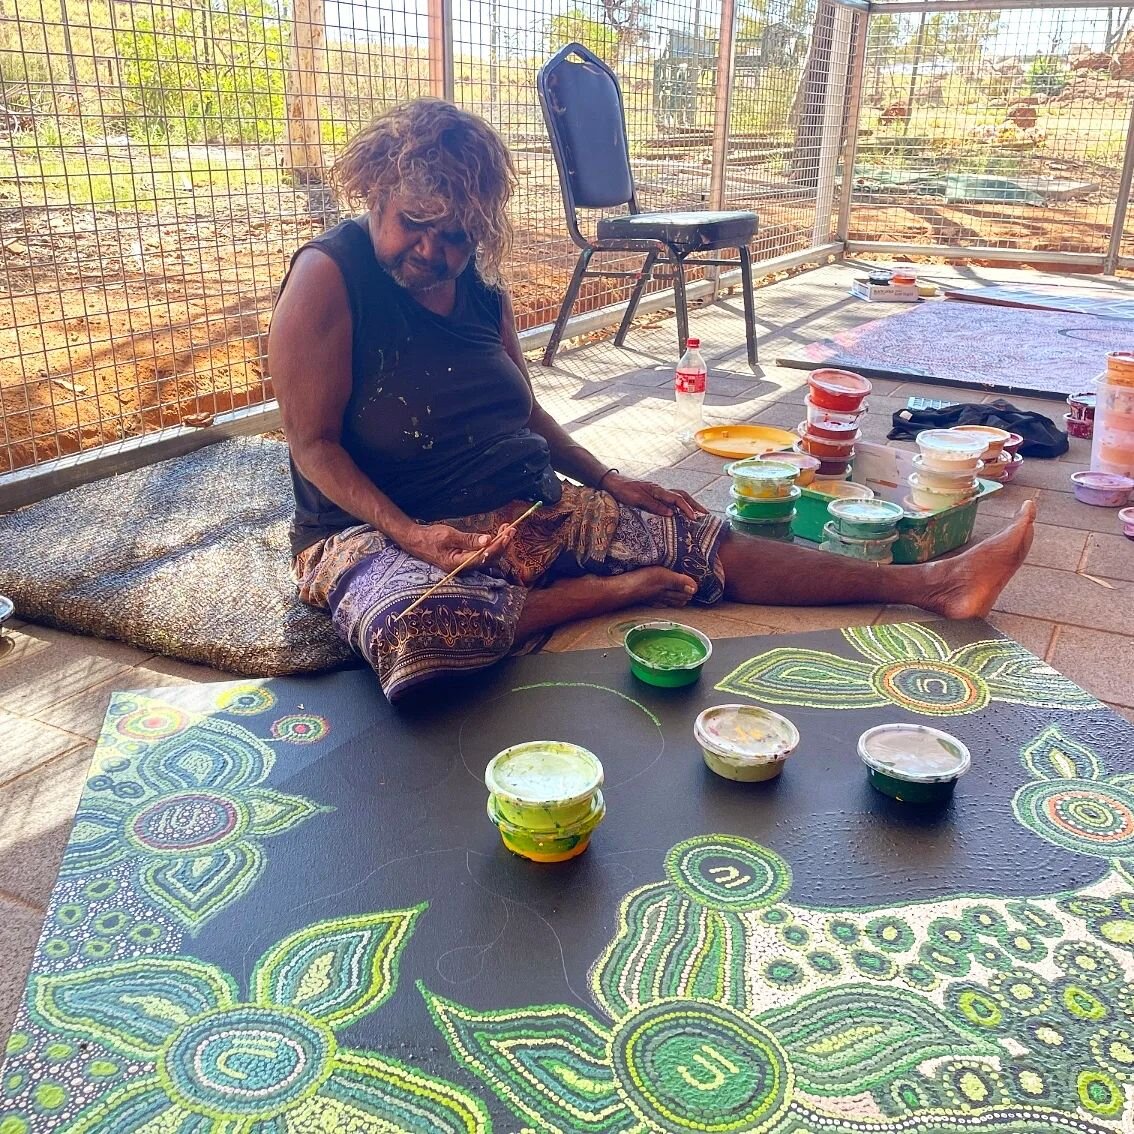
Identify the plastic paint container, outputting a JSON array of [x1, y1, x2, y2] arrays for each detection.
[[979, 451, 1014, 483], [731, 461, 798, 499], [911, 454, 985, 492], [1067, 392, 1097, 422], [952, 425, 1012, 458], [624, 621, 712, 687], [1064, 413, 1093, 441], [488, 791, 606, 862], [999, 453, 1024, 483], [1119, 506, 1134, 540], [804, 397, 865, 435], [694, 704, 800, 782], [890, 269, 917, 285], [1070, 470, 1134, 507], [827, 497, 905, 539], [485, 741, 604, 831], [859, 723, 971, 804], [727, 508, 796, 541], [915, 428, 989, 471], [907, 472, 978, 512], [1106, 350, 1134, 388], [807, 480, 874, 501], [756, 451, 822, 486], [729, 485, 800, 520], [797, 429, 860, 461], [808, 368, 873, 412], [813, 456, 854, 478], [821, 521, 898, 563], [1002, 432, 1025, 455]]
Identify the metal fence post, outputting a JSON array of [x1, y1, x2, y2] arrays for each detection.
[[813, 1, 854, 248], [708, 0, 738, 297], [428, 0, 455, 102], [836, 4, 869, 246]]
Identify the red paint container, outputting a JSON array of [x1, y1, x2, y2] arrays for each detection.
[[1064, 413, 1093, 441], [804, 398, 864, 440], [807, 368, 872, 412], [797, 428, 860, 461], [814, 458, 854, 477], [1066, 392, 1096, 422], [1002, 432, 1025, 455]]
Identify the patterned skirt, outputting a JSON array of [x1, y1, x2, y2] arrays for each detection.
[[294, 483, 725, 701]]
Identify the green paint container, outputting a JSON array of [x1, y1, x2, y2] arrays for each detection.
[[726, 506, 796, 542], [484, 741, 604, 831], [729, 485, 801, 520], [826, 497, 905, 539], [487, 791, 606, 862], [624, 621, 712, 687], [859, 723, 971, 804], [820, 521, 898, 563], [695, 704, 800, 782]]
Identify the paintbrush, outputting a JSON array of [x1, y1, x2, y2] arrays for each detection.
[[397, 500, 543, 620]]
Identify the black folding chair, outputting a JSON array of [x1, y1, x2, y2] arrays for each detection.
[[536, 42, 759, 368]]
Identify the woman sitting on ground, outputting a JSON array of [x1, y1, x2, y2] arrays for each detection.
[[268, 98, 1034, 702]]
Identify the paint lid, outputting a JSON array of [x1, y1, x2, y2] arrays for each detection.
[[858, 724, 971, 783], [826, 498, 905, 527], [757, 451, 823, 476], [1107, 351, 1134, 386], [624, 620, 713, 672], [808, 368, 873, 399], [915, 428, 989, 459], [1066, 392, 1096, 409], [807, 480, 874, 500], [0, 594, 12, 625], [912, 454, 986, 480], [731, 462, 798, 491], [1070, 471, 1134, 492], [694, 704, 800, 765], [485, 741, 604, 809]]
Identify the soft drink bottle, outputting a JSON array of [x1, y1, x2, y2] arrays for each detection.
[[675, 337, 707, 442]]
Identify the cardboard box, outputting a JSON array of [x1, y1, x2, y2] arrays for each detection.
[[851, 278, 920, 303]]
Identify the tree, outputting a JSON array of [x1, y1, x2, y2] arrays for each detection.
[[1105, 8, 1134, 52], [918, 11, 1001, 67], [548, 0, 649, 67]]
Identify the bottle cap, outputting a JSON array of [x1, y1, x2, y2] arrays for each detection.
[[687, 338, 700, 348]]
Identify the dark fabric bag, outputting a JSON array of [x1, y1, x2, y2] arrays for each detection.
[[887, 399, 1068, 458]]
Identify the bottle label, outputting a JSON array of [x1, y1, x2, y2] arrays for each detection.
[[676, 369, 706, 395]]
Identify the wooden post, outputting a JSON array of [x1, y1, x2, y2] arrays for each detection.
[[427, 0, 453, 100], [707, 0, 737, 297], [812, 2, 852, 247], [285, 0, 325, 183]]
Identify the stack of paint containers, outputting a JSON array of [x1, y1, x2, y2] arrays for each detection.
[[1066, 392, 1095, 440], [485, 742, 606, 863], [822, 498, 905, 563], [797, 369, 872, 482], [907, 429, 987, 512], [726, 459, 801, 541], [1091, 351, 1134, 478], [952, 425, 1021, 484]]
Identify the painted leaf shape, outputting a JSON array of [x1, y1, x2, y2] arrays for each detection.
[[843, 623, 950, 665], [308, 1051, 490, 1133], [62, 1079, 202, 1134], [422, 987, 631, 1134], [247, 787, 331, 836], [1021, 724, 1103, 782], [140, 842, 265, 931], [137, 717, 274, 794], [253, 906, 426, 1029], [716, 648, 881, 709], [58, 800, 130, 877], [759, 983, 1000, 1097], [953, 640, 1102, 710], [591, 884, 747, 1020], [32, 959, 235, 1059]]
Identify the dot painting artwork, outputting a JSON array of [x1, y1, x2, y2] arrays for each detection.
[[2, 619, 1134, 1133]]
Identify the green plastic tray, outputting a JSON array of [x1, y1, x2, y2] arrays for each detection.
[[792, 479, 1002, 564]]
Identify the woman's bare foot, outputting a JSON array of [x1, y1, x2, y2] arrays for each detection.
[[609, 566, 698, 608], [919, 500, 1036, 619]]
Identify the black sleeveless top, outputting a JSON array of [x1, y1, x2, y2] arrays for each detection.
[[279, 218, 560, 555]]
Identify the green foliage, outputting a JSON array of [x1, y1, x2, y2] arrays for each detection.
[[114, 0, 287, 143], [548, 8, 618, 64], [1028, 55, 1068, 97]]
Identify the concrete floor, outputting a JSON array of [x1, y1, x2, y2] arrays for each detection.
[[2, 257, 1132, 1047]]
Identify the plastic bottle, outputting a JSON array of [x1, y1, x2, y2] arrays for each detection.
[[675, 337, 707, 442], [1090, 351, 1134, 477]]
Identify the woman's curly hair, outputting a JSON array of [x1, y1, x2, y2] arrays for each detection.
[[331, 99, 516, 285]]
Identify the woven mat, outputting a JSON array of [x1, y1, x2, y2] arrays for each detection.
[[0, 438, 353, 675]]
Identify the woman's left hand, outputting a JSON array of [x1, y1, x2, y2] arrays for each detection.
[[602, 473, 707, 520]]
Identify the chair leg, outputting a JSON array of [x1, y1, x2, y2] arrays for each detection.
[[542, 248, 593, 367], [670, 249, 689, 356], [614, 250, 658, 348], [738, 244, 758, 369]]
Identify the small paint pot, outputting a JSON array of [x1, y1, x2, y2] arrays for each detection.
[[695, 704, 800, 782], [890, 269, 917, 285], [821, 522, 898, 563], [729, 485, 800, 520], [807, 368, 872, 412], [488, 791, 605, 862], [485, 741, 604, 831], [727, 507, 796, 541], [911, 454, 985, 492], [1067, 392, 1097, 422], [1002, 432, 1025, 456], [624, 621, 712, 687], [978, 451, 1014, 483], [859, 723, 971, 805], [915, 428, 989, 471], [1070, 470, 1134, 507], [1064, 413, 1094, 441], [1118, 506, 1134, 540], [0, 594, 12, 631], [907, 472, 977, 512], [951, 424, 1012, 459], [756, 451, 821, 487], [812, 456, 854, 478], [998, 452, 1024, 484], [808, 480, 874, 501], [797, 427, 860, 461], [867, 272, 892, 286], [731, 461, 798, 499], [827, 497, 905, 539], [917, 283, 939, 298], [804, 396, 865, 431]]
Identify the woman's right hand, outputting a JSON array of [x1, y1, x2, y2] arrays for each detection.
[[397, 521, 515, 575]]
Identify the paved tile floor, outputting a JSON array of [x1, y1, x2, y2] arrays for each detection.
[[2, 258, 1132, 1045]]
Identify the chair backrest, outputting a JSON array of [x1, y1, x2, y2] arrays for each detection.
[[536, 43, 637, 241]]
